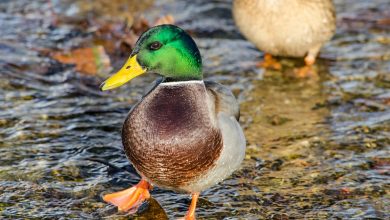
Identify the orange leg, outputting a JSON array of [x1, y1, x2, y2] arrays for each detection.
[[257, 53, 282, 70], [304, 54, 316, 66], [103, 179, 151, 213], [183, 192, 200, 220], [294, 44, 322, 78]]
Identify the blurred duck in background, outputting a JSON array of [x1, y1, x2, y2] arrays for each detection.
[[233, 0, 336, 77]]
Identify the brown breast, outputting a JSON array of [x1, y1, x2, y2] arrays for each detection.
[[122, 81, 223, 189]]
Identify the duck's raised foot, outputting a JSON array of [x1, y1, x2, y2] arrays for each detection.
[[103, 179, 151, 213], [257, 53, 282, 70]]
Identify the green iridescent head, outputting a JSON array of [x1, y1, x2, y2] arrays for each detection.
[[134, 24, 202, 80], [101, 25, 202, 90]]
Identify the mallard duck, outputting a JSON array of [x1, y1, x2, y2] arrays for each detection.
[[100, 24, 246, 219], [233, 0, 336, 76]]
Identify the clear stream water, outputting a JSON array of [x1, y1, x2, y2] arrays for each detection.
[[0, 0, 389, 219]]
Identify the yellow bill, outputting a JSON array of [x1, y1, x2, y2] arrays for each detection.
[[101, 55, 146, 91]]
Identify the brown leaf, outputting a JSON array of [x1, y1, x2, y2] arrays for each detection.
[[52, 46, 111, 75], [154, 14, 175, 26]]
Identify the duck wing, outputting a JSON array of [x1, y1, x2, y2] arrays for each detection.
[[204, 81, 240, 120]]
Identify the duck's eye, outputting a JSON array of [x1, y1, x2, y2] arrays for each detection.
[[149, 41, 162, 50]]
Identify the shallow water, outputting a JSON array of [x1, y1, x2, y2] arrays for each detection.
[[0, 0, 389, 219]]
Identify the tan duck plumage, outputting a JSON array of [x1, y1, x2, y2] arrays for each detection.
[[233, 0, 336, 69]]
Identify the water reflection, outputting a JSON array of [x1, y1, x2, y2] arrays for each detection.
[[0, 0, 389, 219]]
